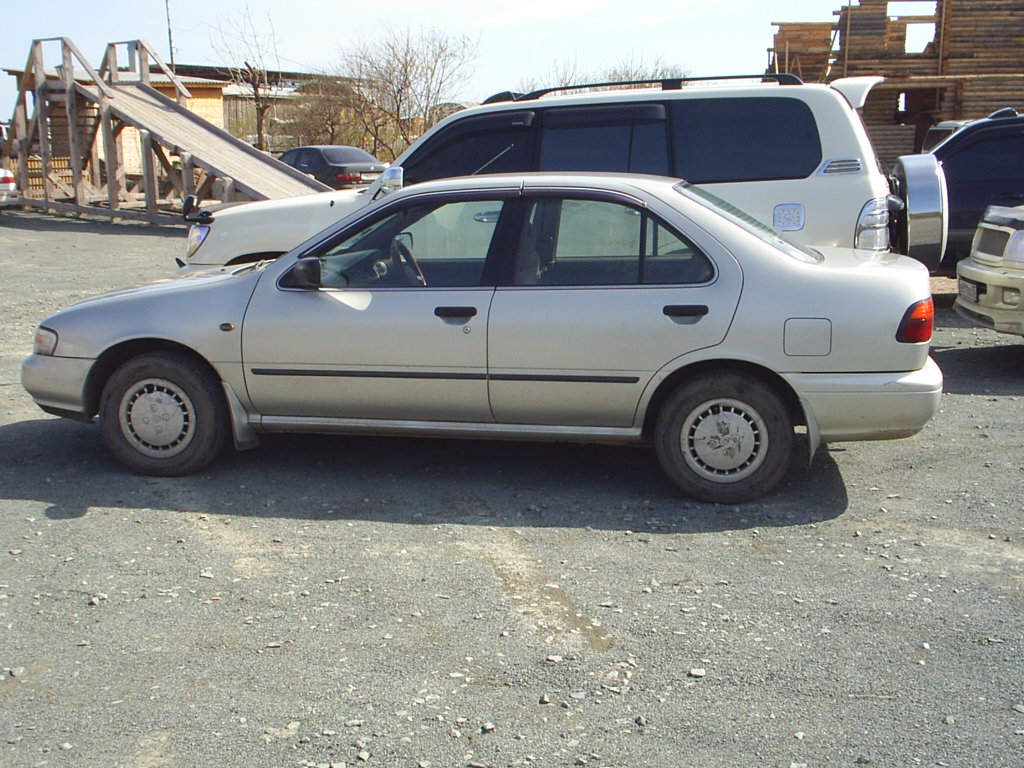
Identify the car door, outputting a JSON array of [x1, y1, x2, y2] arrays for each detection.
[[241, 194, 512, 423], [487, 193, 741, 428]]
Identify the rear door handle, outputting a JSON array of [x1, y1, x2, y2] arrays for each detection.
[[663, 304, 709, 318], [434, 306, 478, 319]]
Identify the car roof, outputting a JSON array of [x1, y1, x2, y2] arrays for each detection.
[[929, 108, 1023, 153], [441, 78, 838, 119], [383, 171, 683, 199]]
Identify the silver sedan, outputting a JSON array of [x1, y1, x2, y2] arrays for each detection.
[[23, 173, 942, 503]]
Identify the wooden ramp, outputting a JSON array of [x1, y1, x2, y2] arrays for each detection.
[[1, 38, 329, 224], [79, 81, 328, 201]]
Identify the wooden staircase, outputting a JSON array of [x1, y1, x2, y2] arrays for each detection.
[[1, 38, 328, 224]]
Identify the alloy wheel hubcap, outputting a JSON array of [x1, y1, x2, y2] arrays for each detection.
[[119, 378, 196, 458], [680, 398, 767, 482]]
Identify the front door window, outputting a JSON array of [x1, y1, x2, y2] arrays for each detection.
[[316, 199, 505, 289]]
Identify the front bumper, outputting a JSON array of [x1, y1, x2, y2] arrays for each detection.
[[783, 357, 942, 443], [22, 354, 95, 420], [954, 258, 1024, 337]]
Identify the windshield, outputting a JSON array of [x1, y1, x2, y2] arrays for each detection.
[[672, 181, 822, 264], [322, 147, 379, 164]]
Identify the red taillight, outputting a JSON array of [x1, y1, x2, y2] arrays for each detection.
[[335, 173, 360, 183], [896, 298, 934, 343], [0, 171, 14, 184]]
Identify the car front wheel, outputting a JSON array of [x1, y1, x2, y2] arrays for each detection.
[[99, 351, 228, 476], [654, 373, 793, 503]]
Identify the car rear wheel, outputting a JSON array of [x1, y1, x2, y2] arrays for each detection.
[[654, 373, 794, 503], [100, 352, 228, 476]]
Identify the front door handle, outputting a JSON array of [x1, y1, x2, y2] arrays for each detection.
[[434, 306, 478, 319], [663, 304, 709, 318]]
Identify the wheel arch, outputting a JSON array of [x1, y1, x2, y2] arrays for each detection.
[[641, 359, 806, 441], [84, 339, 222, 418]]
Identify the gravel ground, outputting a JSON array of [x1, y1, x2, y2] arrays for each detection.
[[1, 210, 1022, 768]]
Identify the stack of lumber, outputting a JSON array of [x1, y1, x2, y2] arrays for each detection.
[[824, 0, 1023, 162], [768, 22, 834, 82]]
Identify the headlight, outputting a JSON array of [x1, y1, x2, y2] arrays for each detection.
[[1005, 231, 1024, 264], [33, 327, 58, 356], [186, 224, 211, 257]]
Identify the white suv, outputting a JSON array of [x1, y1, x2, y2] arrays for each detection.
[[180, 74, 947, 271], [955, 204, 1024, 336]]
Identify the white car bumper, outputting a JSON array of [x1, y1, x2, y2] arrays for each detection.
[[955, 258, 1024, 337], [784, 357, 942, 443], [22, 354, 95, 420]]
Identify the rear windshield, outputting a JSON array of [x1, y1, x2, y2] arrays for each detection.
[[673, 182, 822, 263], [322, 147, 378, 164]]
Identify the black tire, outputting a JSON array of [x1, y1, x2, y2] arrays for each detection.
[[654, 372, 794, 504], [99, 352, 228, 476]]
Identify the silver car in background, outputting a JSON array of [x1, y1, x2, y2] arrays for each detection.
[[23, 174, 942, 503], [0, 167, 18, 207]]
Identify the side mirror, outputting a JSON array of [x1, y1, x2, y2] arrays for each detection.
[[379, 166, 404, 196], [183, 194, 213, 223], [395, 231, 414, 250], [288, 257, 322, 289]]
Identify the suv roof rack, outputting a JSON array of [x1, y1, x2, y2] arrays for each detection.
[[986, 107, 1019, 119], [483, 73, 804, 104]]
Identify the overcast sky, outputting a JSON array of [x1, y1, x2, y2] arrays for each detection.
[[1, 0, 876, 120]]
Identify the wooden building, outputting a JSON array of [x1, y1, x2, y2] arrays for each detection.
[[769, 0, 1024, 166]]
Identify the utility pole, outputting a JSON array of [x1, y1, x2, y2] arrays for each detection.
[[165, 0, 176, 71]]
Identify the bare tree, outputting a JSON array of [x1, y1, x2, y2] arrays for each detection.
[[518, 55, 690, 94], [335, 26, 478, 161], [285, 75, 363, 147], [212, 4, 282, 151]]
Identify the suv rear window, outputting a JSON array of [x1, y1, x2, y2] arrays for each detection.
[[670, 97, 822, 184]]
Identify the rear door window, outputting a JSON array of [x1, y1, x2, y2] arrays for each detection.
[[538, 104, 669, 174], [670, 97, 822, 183], [512, 196, 713, 286]]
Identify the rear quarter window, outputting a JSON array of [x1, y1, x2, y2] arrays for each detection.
[[671, 97, 822, 183]]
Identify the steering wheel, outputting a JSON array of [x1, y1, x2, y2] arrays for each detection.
[[390, 239, 426, 286]]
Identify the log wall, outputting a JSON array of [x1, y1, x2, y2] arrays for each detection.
[[771, 0, 1024, 165]]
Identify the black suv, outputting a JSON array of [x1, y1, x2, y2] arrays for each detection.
[[929, 108, 1024, 272]]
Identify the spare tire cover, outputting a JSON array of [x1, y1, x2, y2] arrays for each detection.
[[890, 153, 948, 272]]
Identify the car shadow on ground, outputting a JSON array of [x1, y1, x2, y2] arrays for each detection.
[[931, 339, 1024, 395], [2, 418, 848, 533], [0, 210, 184, 238]]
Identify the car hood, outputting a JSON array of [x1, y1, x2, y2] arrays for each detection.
[[61, 263, 263, 311], [209, 187, 365, 222], [40, 264, 267, 360]]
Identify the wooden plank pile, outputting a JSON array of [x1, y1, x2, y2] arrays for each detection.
[[772, 0, 1024, 165], [767, 22, 834, 82]]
